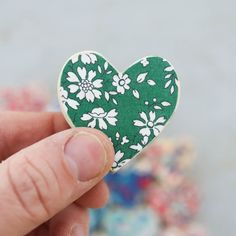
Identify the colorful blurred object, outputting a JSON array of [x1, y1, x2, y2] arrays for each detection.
[[102, 206, 161, 236], [146, 180, 199, 226], [90, 139, 208, 235], [160, 224, 208, 236], [0, 85, 49, 111], [105, 172, 153, 207], [1, 84, 208, 235]]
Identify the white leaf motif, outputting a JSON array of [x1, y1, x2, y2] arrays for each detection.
[[98, 65, 102, 73], [130, 144, 143, 151], [165, 74, 172, 79], [107, 71, 112, 74], [165, 65, 174, 72], [154, 106, 162, 110], [170, 86, 174, 94], [105, 91, 109, 101], [109, 91, 117, 95], [104, 61, 108, 70], [113, 98, 118, 105], [114, 150, 124, 162], [116, 132, 120, 140], [147, 80, 156, 86], [175, 79, 180, 87], [132, 90, 140, 99], [161, 101, 171, 106], [165, 80, 171, 88], [137, 73, 148, 83]]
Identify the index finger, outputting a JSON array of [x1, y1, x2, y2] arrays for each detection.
[[0, 111, 69, 160]]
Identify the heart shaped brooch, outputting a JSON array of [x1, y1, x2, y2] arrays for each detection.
[[58, 51, 180, 172]]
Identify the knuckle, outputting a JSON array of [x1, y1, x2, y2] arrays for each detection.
[[7, 154, 52, 221]]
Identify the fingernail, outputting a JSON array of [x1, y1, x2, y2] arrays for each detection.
[[64, 131, 107, 181], [70, 224, 84, 236]]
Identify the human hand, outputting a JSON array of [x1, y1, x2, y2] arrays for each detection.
[[0, 112, 114, 236]]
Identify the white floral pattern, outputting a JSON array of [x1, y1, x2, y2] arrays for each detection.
[[121, 136, 129, 145], [59, 52, 179, 172], [140, 58, 149, 67], [133, 111, 166, 137], [112, 73, 131, 94], [130, 143, 142, 151], [66, 67, 103, 102], [59, 87, 79, 112], [81, 52, 97, 64], [81, 107, 118, 130], [71, 52, 97, 64], [114, 150, 124, 163], [164, 65, 179, 94], [112, 150, 130, 171]]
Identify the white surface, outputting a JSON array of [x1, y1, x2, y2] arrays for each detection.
[[0, 1, 236, 235]]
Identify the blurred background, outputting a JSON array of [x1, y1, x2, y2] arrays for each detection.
[[0, 0, 235, 235]]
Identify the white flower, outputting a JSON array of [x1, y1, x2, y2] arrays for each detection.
[[140, 58, 149, 67], [66, 67, 103, 102], [112, 73, 131, 94], [133, 111, 166, 137], [112, 150, 130, 171], [121, 136, 129, 145], [71, 52, 97, 64], [81, 107, 118, 130], [59, 87, 79, 112]]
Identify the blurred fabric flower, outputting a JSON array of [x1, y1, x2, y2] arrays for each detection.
[[0, 86, 49, 112]]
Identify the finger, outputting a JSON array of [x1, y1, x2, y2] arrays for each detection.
[[26, 224, 49, 236], [49, 204, 89, 236], [0, 112, 69, 160], [33, 181, 110, 236], [76, 180, 110, 208], [0, 127, 114, 236]]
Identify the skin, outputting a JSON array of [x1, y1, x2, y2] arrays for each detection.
[[0, 112, 114, 236]]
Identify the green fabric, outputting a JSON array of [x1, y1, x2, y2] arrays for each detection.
[[58, 51, 180, 172]]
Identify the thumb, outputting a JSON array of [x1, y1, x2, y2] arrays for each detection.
[[0, 128, 114, 236]]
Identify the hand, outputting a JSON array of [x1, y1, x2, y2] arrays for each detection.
[[0, 112, 114, 236]]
